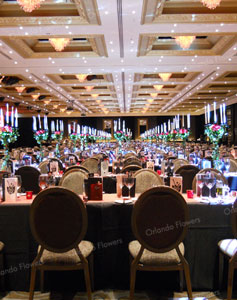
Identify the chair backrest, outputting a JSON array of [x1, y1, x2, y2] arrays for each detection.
[[38, 160, 49, 174], [134, 169, 163, 193], [173, 159, 189, 172], [81, 158, 99, 174], [132, 186, 189, 253], [59, 169, 88, 194], [175, 165, 200, 192], [121, 164, 142, 174], [30, 187, 87, 253], [229, 158, 237, 172], [231, 199, 237, 238], [124, 157, 142, 167], [15, 166, 40, 194], [64, 165, 90, 175], [192, 168, 228, 192]]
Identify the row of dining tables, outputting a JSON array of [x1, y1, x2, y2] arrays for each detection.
[[0, 191, 236, 292]]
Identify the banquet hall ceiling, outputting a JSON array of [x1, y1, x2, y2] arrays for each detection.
[[0, 0, 236, 117]]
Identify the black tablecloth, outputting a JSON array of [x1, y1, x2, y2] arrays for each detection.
[[0, 201, 234, 291]]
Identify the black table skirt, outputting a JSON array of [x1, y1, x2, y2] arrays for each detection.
[[0, 202, 234, 291]]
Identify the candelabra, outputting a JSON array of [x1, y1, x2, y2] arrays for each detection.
[[204, 103, 227, 168], [33, 115, 49, 162], [51, 120, 64, 157], [0, 105, 19, 171]]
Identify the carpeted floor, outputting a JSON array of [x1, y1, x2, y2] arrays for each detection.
[[0, 290, 236, 300]]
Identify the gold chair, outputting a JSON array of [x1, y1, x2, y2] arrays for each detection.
[[59, 169, 88, 194], [129, 186, 192, 300], [0, 242, 4, 290], [173, 159, 189, 173], [29, 187, 93, 300], [81, 158, 99, 174], [218, 199, 237, 300], [121, 164, 142, 174], [133, 169, 163, 193]]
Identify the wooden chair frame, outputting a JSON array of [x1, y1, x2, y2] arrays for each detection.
[[29, 187, 93, 300], [219, 199, 237, 300], [130, 186, 192, 300]]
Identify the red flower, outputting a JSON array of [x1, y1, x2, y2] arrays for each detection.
[[211, 124, 221, 132], [173, 130, 177, 134], [179, 128, 187, 134]]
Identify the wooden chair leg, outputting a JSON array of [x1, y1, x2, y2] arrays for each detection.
[[29, 265, 37, 300], [227, 261, 234, 300], [219, 251, 224, 291], [88, 254, 94, 291], [40, 269, 44, 293], [183, 263, 192, 300], [83, 259, 92, 300], [179, 270, 184, 292], [0, 253, 5, 291], [129, 263, 137, 300]]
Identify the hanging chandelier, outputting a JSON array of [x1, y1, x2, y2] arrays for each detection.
[[49, 38, 70, 52], [76, 74, 88, 82], [44, 100, 51, 105], [175, 36, 196, 50], [153, 85, 163, 91], [150, 93, 158, 98], [15, 86, 25, 93], [85, 86, 94, 92], [17, 0, 44, 13], [201, 0, 221, 9], [147, 99, 154, 104], [32, 94, 39, 100], [159, 73, 172, 82], [91, 94, 99, 98]]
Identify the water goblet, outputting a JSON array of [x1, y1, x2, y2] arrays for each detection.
[[224, 158, 230, 173], [122, 176, 135, 200], [204, 173, 216, 199], [39, 174, 48, 190]]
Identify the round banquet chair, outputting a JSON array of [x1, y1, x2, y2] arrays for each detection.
[[29, 187, 94, 300], [192, 168, 228, 192], [81, 158, 99, 174], [38, 160, 49, 174], [59, 169, 88, 195], [0, 241, 4, 290], [173, 159, 189, 173], [133, 169, 163, 193], [218, 199, 237, 300], [129, 186, 192, 300], [15, 166, 40, 194], [64, 165, 90, 175], [121, 164, 142, 174], [124, 152, 137, 159], [175, 165, 200, 193], [124, 157, 142, 168], [229, 158, 237, 172]]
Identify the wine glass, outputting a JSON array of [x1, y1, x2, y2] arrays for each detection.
[[122, 176, 135, 200], [13, 175, 22, 195], [224, 158, 230, 173], [196, 174, 206, 199], [39, 174, 48, 190], [204, 173, 216, 199]]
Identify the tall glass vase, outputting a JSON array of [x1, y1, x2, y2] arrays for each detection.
[[1, 145, 10, 171]]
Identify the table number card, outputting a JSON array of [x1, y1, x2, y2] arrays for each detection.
[[101, 160, 109, 176], [147, 161, 154, 170], [3, 178, 17, 202], [170, 176, 182, 194], [49, 161, 59, 174]]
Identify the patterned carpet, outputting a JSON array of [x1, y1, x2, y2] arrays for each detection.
[[0, 290, 235, 300]]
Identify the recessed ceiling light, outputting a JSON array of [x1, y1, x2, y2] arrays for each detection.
[[25, 32, 28, 35], [105, 11, 109, 15], [132, 10, 136, 14]]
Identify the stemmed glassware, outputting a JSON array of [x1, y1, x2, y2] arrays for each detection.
[[39, 174, 48, 190], [196, 174, 206, 199], [224, 158, 230, 173], [13, 175, 22, 195], [204, 173, 216, 199], [122, 175, 135, 200]]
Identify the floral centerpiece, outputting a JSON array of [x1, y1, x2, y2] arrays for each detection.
[[205, 124, 227, 163], [178, 128, 190, 140], [33, 115, 49, 162], [168, 129, 178, 141], [0, 105, 19, 171], [51, 120, 64, 157]]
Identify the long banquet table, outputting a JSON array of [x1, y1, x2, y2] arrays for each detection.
[[0, 194, 234, 292]]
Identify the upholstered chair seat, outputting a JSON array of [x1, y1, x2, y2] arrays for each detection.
[[218, 239, 237, 257], [129, 241, 184, 266], [39, 241, 94, 265]]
